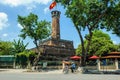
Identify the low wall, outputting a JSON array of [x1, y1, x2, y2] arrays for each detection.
[[85, 66, 97, 70]]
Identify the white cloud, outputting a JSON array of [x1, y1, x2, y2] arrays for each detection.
[[44, 7, 49, 14], [17, 23, 23, 29], [0, 0, 52, 7], [0, 12, 9, 30], [26, 4, 36, 12], [2, 33, 8, 37]]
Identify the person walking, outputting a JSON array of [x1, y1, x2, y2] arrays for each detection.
[[71, 62, 76, 73]]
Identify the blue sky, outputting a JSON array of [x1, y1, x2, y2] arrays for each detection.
[[0, 0, 120, 49]]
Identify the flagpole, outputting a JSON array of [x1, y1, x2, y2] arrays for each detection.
[[55, 0, 57, 10]]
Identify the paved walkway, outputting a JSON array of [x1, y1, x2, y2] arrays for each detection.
[[0, 70, 120, 80], [0, 69, 27, 73], [1, 69, 120, 80], [1, 68, 120, 75], [0, 69, 63, 74]]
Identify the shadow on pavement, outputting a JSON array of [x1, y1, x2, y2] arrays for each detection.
[[83, 70, 120, 75]]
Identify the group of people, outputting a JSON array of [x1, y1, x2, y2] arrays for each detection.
[[63, 62, 76, 74]]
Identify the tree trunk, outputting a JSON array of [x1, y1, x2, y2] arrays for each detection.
[[33, 51, 41, 66], [75, 26, 85, 67], [33, 40, 41, 66]]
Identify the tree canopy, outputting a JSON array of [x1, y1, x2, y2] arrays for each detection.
[[56, 0, 120, 66], [12, 39, 28, 55], [76, 30, 118, 56], [18, 13, 51, 44], [0, 41, 13, 55], [18, 13, 51, 66]]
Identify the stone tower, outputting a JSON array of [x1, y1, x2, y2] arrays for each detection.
[[51, 10, 61, 40], [31, 10, 75, 64]]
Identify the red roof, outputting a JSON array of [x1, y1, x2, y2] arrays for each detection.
[[89, 56, 99, 59], [70, 56, 81, 60]]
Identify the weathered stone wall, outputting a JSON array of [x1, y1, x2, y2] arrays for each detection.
[[41, 39, 74, 48]]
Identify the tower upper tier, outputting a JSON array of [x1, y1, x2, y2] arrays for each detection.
[[51, 10, 61, 40]]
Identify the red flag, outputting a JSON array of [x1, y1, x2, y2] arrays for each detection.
[[49, 1, 56, 10]]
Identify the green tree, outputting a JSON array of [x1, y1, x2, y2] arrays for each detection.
[[27, 51, 36, 66], [110, 2, 120, 37], [56, 0, 120, 66], [116, 43, 120, 51], [76, 30, 117, 56], [16, 51, 28, 68], [15, 50, 36, 68], [112, 26, 120, 37], [0, 41, 13, 55], [12, 39, 28, 55], [18, 13, 51, 66]]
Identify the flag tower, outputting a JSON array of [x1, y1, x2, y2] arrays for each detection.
[[31, 1, 75, 68]]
